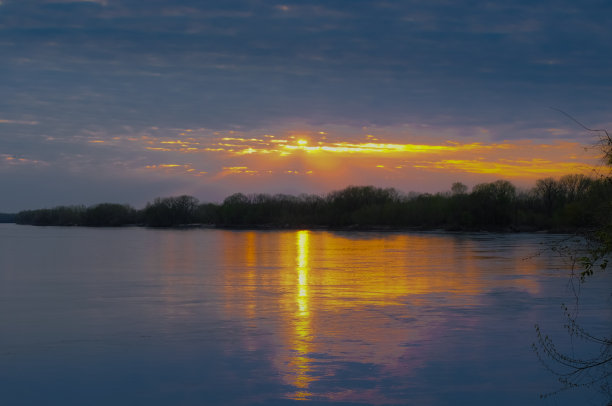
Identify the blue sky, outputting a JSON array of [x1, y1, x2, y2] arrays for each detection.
[[1, 0, 611, 211]]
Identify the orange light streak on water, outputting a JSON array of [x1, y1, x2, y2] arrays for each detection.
[[218, 230, 544, 403]]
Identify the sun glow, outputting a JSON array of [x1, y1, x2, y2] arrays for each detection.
[[97, 127, 601, 187]]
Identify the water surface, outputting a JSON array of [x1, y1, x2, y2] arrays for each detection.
[[1, 225, 610, 405]]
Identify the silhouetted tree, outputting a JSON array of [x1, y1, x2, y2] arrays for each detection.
[[219, 193, 250, 225], [470, 180, 516, 227], [12, 172, 611, 232], [327, 185, 400, 226], [15, 206, 85, 226], [534, 177, 562, 219], [83, 203, 136, 227], [558, 174, 592, 203], [451, 182, 468, 196], [142, 195, 199, 227]]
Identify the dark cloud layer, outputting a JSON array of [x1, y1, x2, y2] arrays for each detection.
[[1, 0, 611, 210], [3, 0, 611, 128]]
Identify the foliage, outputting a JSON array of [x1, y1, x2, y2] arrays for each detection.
[[142, 195, 200, 227], [83, 203, 137, 227], [13, 175, 612, 230], [470, 179, 516, 226], [15, 204, 137, 227], [15, 205, 86, 226], [532, 116, 612, 402], [533, 305, 612, 399]]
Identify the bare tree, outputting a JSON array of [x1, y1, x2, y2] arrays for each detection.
[[533, 112, 612, 403]]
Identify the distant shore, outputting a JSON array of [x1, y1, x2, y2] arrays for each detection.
[[1, 219, 578, 235], [7, 178, 611, 233]]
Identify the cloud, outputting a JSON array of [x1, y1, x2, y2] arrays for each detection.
[[1, 1, 611, 210], [59, 124, 600, 188], [0, 119, 38, 125], [0, 154, 47, 167], [42, 0, 108, 5], [3, 1, 611, 133]]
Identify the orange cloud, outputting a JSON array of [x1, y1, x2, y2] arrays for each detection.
[[92, 127, 602, 189], [1, 154, 47, 167], [143, 163, 207, 176]]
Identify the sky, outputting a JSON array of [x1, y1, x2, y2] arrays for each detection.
[[1, 0, 611, 211]]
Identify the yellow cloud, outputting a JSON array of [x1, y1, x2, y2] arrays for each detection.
[[108, 127, 600, 185], [415, 159, 595, 178]]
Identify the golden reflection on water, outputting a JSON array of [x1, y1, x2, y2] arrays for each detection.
[[243, 231, 257, 320], [297, 230, 309, 315], [290, 230, 313, 399], [219, 230, 544, 402]]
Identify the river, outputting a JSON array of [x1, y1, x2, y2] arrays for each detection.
[[1, 224, 610, 405]]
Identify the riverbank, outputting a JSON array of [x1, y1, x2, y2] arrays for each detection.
[[11, 181, 611, 232]]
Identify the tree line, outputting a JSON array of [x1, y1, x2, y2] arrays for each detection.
[[13, 173, 612, 231]]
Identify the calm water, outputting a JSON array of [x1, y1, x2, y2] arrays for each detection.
[[1, 224, 610, 405]]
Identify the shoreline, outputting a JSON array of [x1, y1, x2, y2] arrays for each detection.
[[3, 221, 579, 234]]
